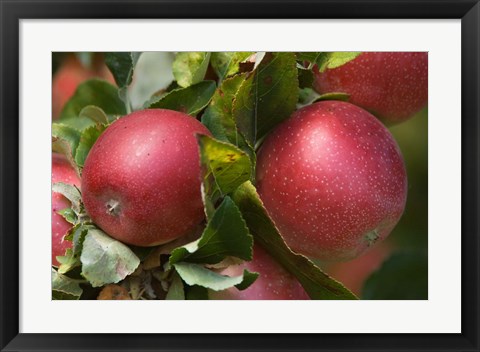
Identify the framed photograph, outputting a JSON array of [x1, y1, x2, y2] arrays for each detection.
[[1, 0, 479, 351]]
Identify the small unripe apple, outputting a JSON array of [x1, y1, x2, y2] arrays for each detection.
[[210, 244, 309, 300], [52, 153, 81, 266], [81, 109, 211, 247], [313, 52, 428, 123], [256, 101, 407, 261]]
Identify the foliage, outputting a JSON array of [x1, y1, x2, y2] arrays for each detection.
[[51, 51, 426, 301]]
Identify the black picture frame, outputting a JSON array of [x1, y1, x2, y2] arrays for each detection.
[[1, 1, 479, 351]]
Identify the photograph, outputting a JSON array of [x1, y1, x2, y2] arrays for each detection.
[[51, 51, 428, 301], [1, 0, 477, 348]]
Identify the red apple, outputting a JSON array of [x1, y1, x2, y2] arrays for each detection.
[[52, 153, 81, 266], [210, 244, 309, 300], [52, 55, 116, 120], [52, 56, 95, 120], [313, 52, 428, 123], [321, 241, 392, 296], [81, 109, 211, 247], [256, 101, 407, 261]]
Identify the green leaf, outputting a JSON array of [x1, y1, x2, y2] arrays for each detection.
[[129, 246, 156, 262], [104, 52, 141, 111], [297, 90, 349, 109], [231, 182, 357, 300], [296, 52, 324, 64], [105, 52, 141, 88], [57, 224, 88, 274], [56, 116, 97, 132], [146, 80, 216, 116], [235, 269, 259, 290], [174, 262, 245, 291], [52, 182, 82, 213], [201, 74, 256, 174], [198, 135, 251, 198], [57, 208, 77, 225], [52, 123, 82, 168], [232, 52, 299, 147], [202, 73, 246, 143], [166, 272, 185, 300], [185, 285, 209, 300], [80, 227, 140, 287], [170, 196, 253, 265], [234, 135, 256, 180], [313, 92, 350, 103], [52, 268, 83, 300], [297, 52, 361, 72], [210, 52, 253, 81], [74, 124, 107, 168], [56, 248, 80, 274], [79, 105, 109, 125], [316, 52, 361, 72], [173, 52, 211, 88], [362, 251, 428, 300], [297, 88, 320, 108], [59, 79, 126, 121]]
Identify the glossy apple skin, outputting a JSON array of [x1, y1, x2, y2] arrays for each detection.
[[256, 101, 407, 261], [210, 244, 309, 300], [52, 153, 81, 266], [81, 109, 211, 247], [313, 52, 428, 123]]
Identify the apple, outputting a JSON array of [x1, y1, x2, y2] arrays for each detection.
[[209, 244, 309, 300], [52, 55, 116, 120], [52, 56, 95, 120], [255, 101, 407, 262], [321, 241, 392, 296], [313, 52, 428, 123], [81, 109, 211, 247], [52, 153, 81, 266]]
